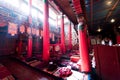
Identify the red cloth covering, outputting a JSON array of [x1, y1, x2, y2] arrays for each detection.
[[117, 36, 120, 44], [58, 67, 72, 77], [70, 55, 80, 63], [0, 65, 11, 79]]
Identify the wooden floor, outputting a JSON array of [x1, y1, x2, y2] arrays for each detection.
[[0, 57, 55, 80]]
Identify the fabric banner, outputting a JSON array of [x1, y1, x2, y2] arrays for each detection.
[[8, 22, 17, 36]]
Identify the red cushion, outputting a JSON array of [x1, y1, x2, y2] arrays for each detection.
[[70, 55, 80, 63]]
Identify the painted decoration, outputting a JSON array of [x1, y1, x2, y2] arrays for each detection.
[[36, 29, 39, 36], [20, 25, 25, 33], [27, 27, 31, 34], [55, 45, 60, 51], [72, 29, 78, 46], [0, 20, 7, 27], [8, 22, 17, 36]]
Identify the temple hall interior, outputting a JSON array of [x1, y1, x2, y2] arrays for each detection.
[[0, 0, 120, 80]]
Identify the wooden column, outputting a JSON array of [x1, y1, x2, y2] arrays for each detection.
[[61, 15, 65, 53], [27, 0, 32, 58], [43, 0, 50, 61], [27, 36, 32, 58], [78, 16, 91, 73]]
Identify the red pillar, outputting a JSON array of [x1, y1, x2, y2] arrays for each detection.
[[69, 22, 72, 50], [78, 17, 91, 72], [43, 0, 50, 61], [61, 15, 65, 53], [27, 36, 32, 58], [27, 0, 32, 58]]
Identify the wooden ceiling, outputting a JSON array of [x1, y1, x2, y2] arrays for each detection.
[[51, 0, 120, 37], [52, 0, 78, 24], [85, 0, 120, 35]]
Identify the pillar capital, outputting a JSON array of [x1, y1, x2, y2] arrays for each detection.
[[77, 14, 85, 23], [43, 0, 47, 3], [78, 22, 84, 30], [77, 15, 85, 31]]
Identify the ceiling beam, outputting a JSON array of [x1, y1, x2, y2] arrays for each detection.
[[48, 1, 60, 14], [90, 0, 93, 27], [52, 0, 77, 25], [106, 0, 120, 20]]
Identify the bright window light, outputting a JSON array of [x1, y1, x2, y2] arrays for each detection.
[[49, 18, 56, 26], [32, 8, 37, 18], [4, 0, 20, 8], [24, 0, 29, 3], [64, 17, 69, 24], [24, 0, 43, 12], [32, 0, 43, 11], [20, 3, 29, 15], [49, 8, 57, 20], [38, 12, 43, 22]]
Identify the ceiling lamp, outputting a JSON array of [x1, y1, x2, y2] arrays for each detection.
[[107, 1, 112, 5], [110, 18, 115, 23], [97, 27, 102, 32], [118, 26, 120, 28]]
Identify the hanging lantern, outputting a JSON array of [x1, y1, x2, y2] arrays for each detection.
[[20, 25, 25, 33], [8, 22, 17, 36], [27, 27, 31, 34], [0, 20, 7, 27]]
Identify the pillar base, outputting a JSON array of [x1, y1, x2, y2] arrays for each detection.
[[82, 73, 92, 80]]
